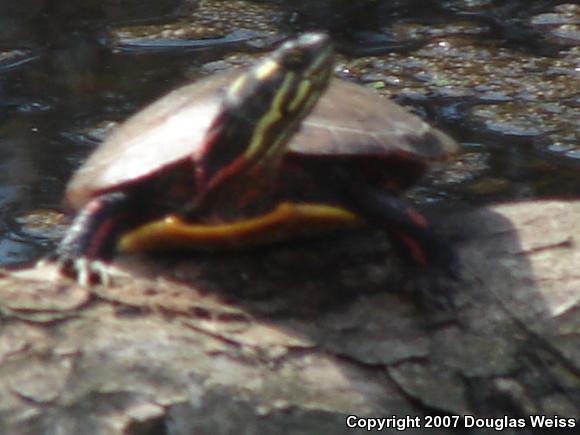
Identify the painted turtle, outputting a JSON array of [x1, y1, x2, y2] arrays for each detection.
[[55, 33, 458, 284]]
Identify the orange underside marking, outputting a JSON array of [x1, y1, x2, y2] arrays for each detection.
[[118, 202, 360, 253]]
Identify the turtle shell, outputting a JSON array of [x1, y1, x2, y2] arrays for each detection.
[[66, 73, 457, 210], [295, 79, 457, 159]]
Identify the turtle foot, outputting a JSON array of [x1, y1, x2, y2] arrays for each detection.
[[53, 255, 113, 286]]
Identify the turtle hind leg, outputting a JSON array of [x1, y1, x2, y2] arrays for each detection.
[[53, 191, 129, 285]]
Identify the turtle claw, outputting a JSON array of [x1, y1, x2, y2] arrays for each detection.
[[55, 256, 113, 286]]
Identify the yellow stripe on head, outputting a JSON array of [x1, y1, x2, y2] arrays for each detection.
[[244, 71, 295, 159]]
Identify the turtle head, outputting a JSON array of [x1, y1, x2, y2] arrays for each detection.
[[198, 32, 334, 192]]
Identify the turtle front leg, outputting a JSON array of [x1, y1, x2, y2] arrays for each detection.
[[338, 180, 459, 309], [53, 192, 129, 285], [347, 186, 457, 276], [322, 166, 457, 278]]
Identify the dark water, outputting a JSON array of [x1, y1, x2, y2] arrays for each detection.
[[0, 0, 215, 264], [1, 0, 579, 266]]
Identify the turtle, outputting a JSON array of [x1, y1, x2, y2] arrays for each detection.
[[54, 32, 459, 285]]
